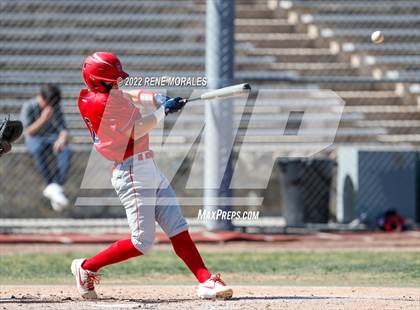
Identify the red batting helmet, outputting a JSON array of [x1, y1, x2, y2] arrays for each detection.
[[82, 52, 128, 93]]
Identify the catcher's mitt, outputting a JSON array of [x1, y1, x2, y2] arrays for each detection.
[[0, 116, 23, 157]]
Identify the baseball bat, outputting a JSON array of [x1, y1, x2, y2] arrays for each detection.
[[181, 83, 251, 103]]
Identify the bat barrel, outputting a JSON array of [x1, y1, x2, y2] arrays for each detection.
[[200, 83, 251, 100], [181, 83, 251, 104]]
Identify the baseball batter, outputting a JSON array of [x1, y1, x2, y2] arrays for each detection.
[[71, 52, 233, 300]]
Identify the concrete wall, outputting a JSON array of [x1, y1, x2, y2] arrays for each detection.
[[0, 150, 283, 218]]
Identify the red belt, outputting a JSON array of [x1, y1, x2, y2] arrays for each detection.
[[137, 150, 154, 161], [113, 150, 154, 170]]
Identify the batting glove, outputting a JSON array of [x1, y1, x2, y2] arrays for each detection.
[[154, 94, 186, 115], [163, 97, 186, 115], [153, 93, 171, 108], [152, 95, 186, 124]]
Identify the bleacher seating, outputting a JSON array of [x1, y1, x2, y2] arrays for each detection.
[[279, 0, 420, 145], [0, 0, 419, 151]]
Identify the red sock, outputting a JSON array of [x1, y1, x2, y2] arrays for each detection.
[[170, 230, 211, 283], [82, 239, 142, 272]]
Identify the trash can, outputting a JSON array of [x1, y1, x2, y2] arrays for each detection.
[[278, 158, 335, 226]]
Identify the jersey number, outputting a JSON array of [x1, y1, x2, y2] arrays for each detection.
[[84, 117, 100, 144]]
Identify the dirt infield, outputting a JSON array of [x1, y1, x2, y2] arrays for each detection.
[[1, 285, 419, 310], [1, 234, 419, 309]]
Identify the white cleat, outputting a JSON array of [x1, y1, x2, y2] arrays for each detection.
[[43, 183, 69, 212], [71, 259, 99, 300], [197, 273, 233, 300], [50, 200, 67, 212]]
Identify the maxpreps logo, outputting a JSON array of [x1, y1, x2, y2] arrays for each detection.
[[197, 209, 260, 221]]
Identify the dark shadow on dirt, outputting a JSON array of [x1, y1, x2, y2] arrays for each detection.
[[231, 296, 415, 302], [100, 297, 193, 304], [0, 298, 63, 304]]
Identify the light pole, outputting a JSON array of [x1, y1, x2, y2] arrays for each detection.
[[204, 0, 235, 230]]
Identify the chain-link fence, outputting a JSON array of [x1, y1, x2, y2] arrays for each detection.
[[0, 0, 419, 228]]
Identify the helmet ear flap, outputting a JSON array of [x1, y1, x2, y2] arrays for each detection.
[[89, 77, 98, 88], [89, 77, 108, 93], [100, 81, 114, 92]]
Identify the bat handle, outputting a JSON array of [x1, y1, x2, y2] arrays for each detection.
[[181, 97, 201, 104]]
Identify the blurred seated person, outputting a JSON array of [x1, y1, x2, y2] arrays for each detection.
[[20, 84, 71, 211]]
